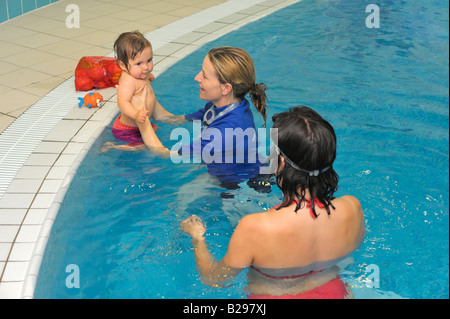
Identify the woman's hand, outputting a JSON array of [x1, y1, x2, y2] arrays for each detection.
[[181, 215, 244, 283], [181, 215, 206, 241]]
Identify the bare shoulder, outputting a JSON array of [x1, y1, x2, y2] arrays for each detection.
[[233, 212, 270, 240], [334, 195, 365, 241], [334, 195, 362, 215], [118, 72, 135, 86], [227, 212, 271, 262], [331, 195, 364, 229], [237, 212, 266, 230]]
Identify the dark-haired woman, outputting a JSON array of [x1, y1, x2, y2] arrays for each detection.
[[181, 106, 365, 299]]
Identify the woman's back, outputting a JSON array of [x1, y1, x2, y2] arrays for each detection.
[[245, 195, 365, 270]]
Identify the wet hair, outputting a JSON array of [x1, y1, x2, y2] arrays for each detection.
[[208, 47, 269, 126], [272, 106, 339, 217], [114, 31, 151, 71]]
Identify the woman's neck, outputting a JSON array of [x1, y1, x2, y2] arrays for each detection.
[[283, 189, 312, 203], [213, 96, 241, 108]]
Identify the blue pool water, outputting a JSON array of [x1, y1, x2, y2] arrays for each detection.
[[35, 0, 449, 299]]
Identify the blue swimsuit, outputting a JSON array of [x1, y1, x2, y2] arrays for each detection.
[[179, 98, 263, 182]]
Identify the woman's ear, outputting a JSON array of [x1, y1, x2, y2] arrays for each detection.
[[280, 155, 285, 166], [221, 83, 233, 96], [276, 155, 285, 176]]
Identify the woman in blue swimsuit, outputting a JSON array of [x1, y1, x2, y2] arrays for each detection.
[[179, 47, 269, 183], [134, 47, 269, 183]]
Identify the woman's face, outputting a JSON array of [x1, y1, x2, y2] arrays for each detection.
[[195, 55, 226, 105]]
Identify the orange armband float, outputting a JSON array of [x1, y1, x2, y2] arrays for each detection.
[[75, 56, 122, 91]]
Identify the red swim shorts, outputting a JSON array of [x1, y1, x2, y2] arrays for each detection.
[[247, 277, 351, 299]]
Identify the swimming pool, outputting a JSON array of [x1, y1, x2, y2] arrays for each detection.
[[35, 0, 449, 299]]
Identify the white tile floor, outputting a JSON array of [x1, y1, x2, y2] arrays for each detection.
[[0, 0, 301, 298]]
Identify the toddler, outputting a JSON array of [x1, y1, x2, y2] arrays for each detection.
[[104, 31, 165, 151]]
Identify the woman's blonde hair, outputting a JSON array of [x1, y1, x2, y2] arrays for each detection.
[[208, 47, 268, 126]]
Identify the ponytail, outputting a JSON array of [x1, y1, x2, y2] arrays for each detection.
[[249, 83, 268, 127]]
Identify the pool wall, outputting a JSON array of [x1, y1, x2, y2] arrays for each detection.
[[0, 0, 60, 24], [0, 0, 301, 299]]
